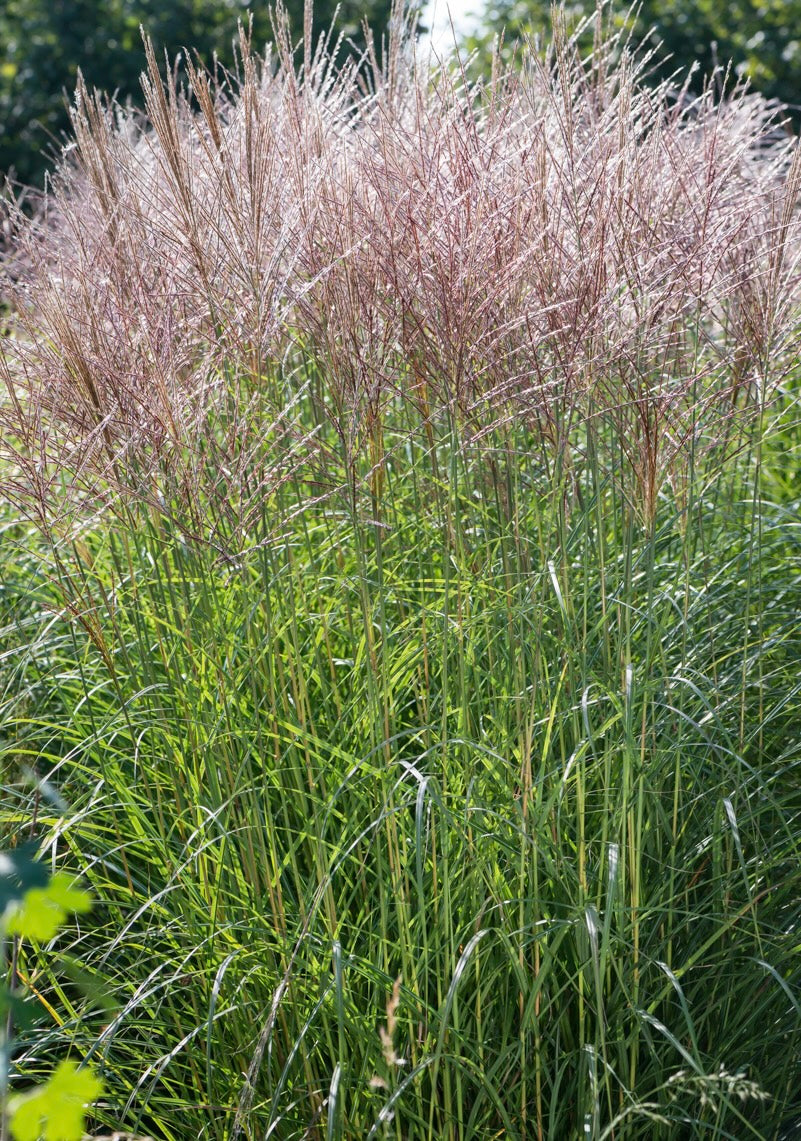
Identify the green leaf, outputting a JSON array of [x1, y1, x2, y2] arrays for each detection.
[[6, 874, 92, 942], [8, 1061, 103, 1141]]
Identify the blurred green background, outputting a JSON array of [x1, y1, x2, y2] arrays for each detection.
[[468, 0, 801, 107]]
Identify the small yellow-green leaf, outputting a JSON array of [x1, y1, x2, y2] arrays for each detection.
[[6, 874, 91, 942], [43, 874, 92, 916], [8, 1061, 103, 1141], [6, 889, 64, 941]]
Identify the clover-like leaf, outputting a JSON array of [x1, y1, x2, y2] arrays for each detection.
[[8, 1060, 103, 1141]]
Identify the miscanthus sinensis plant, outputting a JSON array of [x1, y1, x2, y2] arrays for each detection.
[[1, 5, 801, 1138]]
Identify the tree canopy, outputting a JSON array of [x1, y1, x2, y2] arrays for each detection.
[[0, 0, 398, 187]]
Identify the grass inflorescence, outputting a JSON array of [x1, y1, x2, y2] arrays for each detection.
[[1, 6, 801, 1138]]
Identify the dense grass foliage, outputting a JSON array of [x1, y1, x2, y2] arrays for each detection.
[[2, 12, 801, 1139]]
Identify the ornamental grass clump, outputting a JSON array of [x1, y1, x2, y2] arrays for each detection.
[[1, 6, 801, 1139]]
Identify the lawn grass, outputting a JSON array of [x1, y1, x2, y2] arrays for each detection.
[[2, 9, 801, 1138]]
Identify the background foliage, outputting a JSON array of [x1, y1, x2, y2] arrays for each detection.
[[470, 0, 801, 110], [0, 0, 397, 186]]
